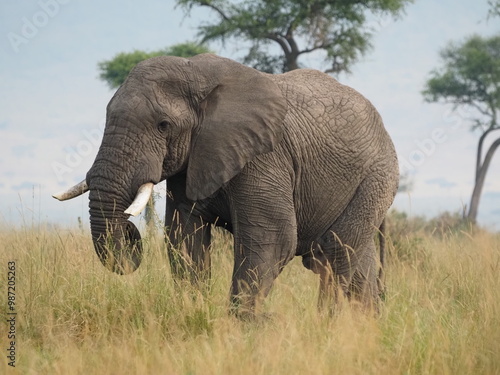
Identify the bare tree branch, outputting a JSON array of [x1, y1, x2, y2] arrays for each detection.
[[197, 0, 230, 21]]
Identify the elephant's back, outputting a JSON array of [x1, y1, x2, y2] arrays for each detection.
[[271, 69, 388, 140], [272, 68, 396, 175], [270, 70, 398, 245]]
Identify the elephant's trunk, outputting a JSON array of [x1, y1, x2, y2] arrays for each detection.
[[84, 108, 162, 274], [89, 187, 143, 275]]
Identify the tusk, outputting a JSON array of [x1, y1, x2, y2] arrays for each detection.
[[124, 183, 154, 216], [52, 180, 89, 201]]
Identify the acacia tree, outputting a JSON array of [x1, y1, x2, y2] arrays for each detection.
[[98, 42, 212, 228], [176, 0, 413, 74], [98, 42, 212, 89], [488, 0, 500, 17], [423, 34, 500, 223]]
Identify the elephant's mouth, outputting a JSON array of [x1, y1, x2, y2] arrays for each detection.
[[124, 182, 155, 216]]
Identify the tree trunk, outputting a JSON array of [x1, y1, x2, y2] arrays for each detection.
[[468, 136, 500, 223], [284, 34, 299, 72], [475, 127, 499, 183], [285, 54, 299, 71], [144, 195, 156, 234]]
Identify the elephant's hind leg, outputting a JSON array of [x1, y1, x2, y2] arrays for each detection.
[[348, 239, 380, 311], [317, 176, 390, 313]]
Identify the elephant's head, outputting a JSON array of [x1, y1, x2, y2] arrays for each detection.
[[53, 54, 287, 274]]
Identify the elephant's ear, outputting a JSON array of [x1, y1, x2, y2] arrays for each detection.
[[185, 55, 287, 201]]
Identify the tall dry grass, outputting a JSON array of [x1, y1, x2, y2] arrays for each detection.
[[0, 214, 499, 374]]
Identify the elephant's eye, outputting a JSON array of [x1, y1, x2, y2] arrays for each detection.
[[157, 121, 169, 134]]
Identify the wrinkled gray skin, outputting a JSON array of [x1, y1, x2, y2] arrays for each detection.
[[85, 54, 399, 317]]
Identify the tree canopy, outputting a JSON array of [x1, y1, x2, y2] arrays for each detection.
[[176, 0, 413, 74], [423, 34, 500, 223], [488, 0, 500, 18], [98, 42, 212, 89], [423, 35, 500, 132]]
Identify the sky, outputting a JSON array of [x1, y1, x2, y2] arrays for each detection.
[[1, 0, 499, 230]]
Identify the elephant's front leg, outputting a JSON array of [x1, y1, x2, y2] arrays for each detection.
[[230, 224, 297, 318], [165, 197, 212, 284], [228, 174, 297, 318]]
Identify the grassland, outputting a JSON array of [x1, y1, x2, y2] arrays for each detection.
[[0, 213, 499, 374]]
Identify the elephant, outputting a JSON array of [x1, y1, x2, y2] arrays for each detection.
[[54, 54, 399, 317]]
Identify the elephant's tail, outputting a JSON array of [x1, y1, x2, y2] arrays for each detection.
[[377, 218, 386, 300]]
